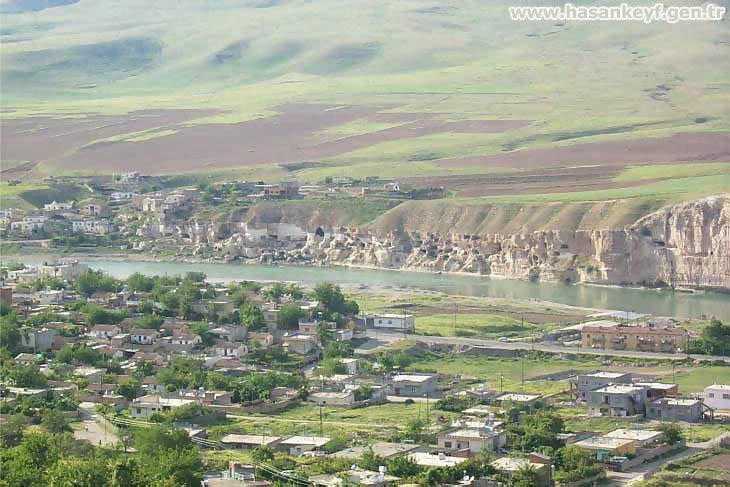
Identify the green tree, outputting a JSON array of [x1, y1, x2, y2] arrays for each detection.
[[658, 423, 684, 445], [277, 303, 304, 329], [41, 409, 70, 434], [387, 455, 422, 478], [0, 312, 21, 354], [699, 319, 730, 356], [251, 445, 275, 463], [512, 464, 540, 487], [240, 302, 265, 330], [319, 357, 345, 377], [0, 414, 26, 447], [117, 379, 141, 401], [8, 365, 48, 388]]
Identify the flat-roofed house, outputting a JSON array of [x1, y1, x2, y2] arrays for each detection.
[[437, 427, 506, 454], [494, 393, 543, 408], [277, 436, 331, 456], [367, 313, 415, 332], [129, 394, 195, 419], [634, 382, 679, 401], [391, 373, 438, 397], [491, 456, 552, 487], [220, 434, 281, 450], [587, 384, 648, 417], [309, 391, 355, 407], [604, 428, 662, 447], [130, 328, 160, 345], [704, 385, 730, 410], [575, 372, 632, 401], [575, 436, 636, 460], [646, 398, 705, 422], [582, 324, 688, 353]]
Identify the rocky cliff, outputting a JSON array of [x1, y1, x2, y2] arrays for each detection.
[[132, 195, 730, 290]]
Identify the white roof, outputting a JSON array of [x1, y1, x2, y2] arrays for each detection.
[[374, 313, 413, 319], [652, 398, 701, 406], [497, 393, 541, 402], [707, 384, 730, 391], [635, 382, 677, 390], [605, 429, 662, 442], [393, 374, 435, 383], [575, 436, 635, 450], [492, 457, 542, 472], [584, 372, 629, 379], [221, 434, 280, 445], [279, 436, 331, 447], [409, 452, 466, 467], [595, 384, 645, 394]]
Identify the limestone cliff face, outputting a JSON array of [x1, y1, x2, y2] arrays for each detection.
[[290, 196, 730, 289], [133, 195, 729, 289]]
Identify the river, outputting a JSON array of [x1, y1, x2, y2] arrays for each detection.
[[69, 259, 730, 321]]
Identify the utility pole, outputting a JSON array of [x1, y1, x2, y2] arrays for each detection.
[[500, 374, 504, 393], [521, 355, 525, 388], [319, 405, 323, 437], [425, 392, 429, 424]]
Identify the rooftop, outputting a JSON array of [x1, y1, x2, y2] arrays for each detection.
[[651, 398, 701, 406], [392, 374, 436, 383], [707, 384, 730, 391], [220, 434, 280, 445], [491, 457, 543, 472], [583, 372, 630, 379], [605, 429, 662, 442], [497, 393, 541, 402], [634, 382, 678, 390], [409, 452, 466, 467], [594, 384, 646, 394], [575, 436, 635, 450], [279, 436, 331, 447]]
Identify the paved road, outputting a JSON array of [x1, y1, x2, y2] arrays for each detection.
[[362, 330, 730, 362], [74, 403, 118, 447]]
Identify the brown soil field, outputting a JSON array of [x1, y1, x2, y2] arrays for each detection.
[[1, 104, 527, 174], [1, 109, 217, 165], [695, 453, 730, 473], [403, 165, 649, 197], [438, 132, 730, 170]]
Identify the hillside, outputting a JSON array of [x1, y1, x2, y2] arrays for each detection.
[[1, 0, 729, 227]]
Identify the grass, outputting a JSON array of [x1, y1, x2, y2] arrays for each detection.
[[615, 163, 730, 183], [659, 366, 730, 393], [0, 182, 93, 209], [415, 313, 542, 339]]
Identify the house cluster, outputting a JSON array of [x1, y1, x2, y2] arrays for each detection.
[[575, 371, 714, 421], [1, 199, 115, 236]]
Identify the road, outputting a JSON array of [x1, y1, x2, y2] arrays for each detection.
[[74, 403, 119, 447], [362, 330, 730, 362]]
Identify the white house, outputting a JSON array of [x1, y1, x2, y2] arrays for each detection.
[[129, 395, 195, 419], [44, 200, 74, 211], [130, 329, 160, 345], [110, 192, 138, 201], [214, 341, 248, 357], [368, 313, 415, 332], [704, 385, 730, 410]]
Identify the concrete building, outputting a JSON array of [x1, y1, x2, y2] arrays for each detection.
[[604, 429, 662, 447], [587, 384, 648, 417], [129, 395, 195, 419], [491, 456, 552, 487], [634, 382, 679, 401], [0, 287, 12, 307], [437, 427, 506, 454], [575, 436, 636, 460], [130, 329, 160, 345], [366, 313, 415, 332], [409, 452, 467, 468], [704, 385, 730, 410], [575, 372, 632, 401], [309, 391, 355, 407], [277, 436, 331, 456], [221, 434, 281, 450], [391, 373, 438, 397], [72, 219, 113, 235], [283, 334, 316, 355], [334, 442, 424, 460], [19, 327, 57, 352], [582, 324, 689, 353], [89, 324, 121, 340], [494, 393, 543, 407], [646, 398, 705, 422]]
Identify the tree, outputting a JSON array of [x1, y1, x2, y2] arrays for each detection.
[[387, 455, 422, 478], [117, 379, 141, 401], [240, 302, 265, 330], [313, 282, 359, 318], [133, 426, 192, 457], [0, 414, 26, 447], [1, 312, 21, 354], [251, 445, 275, 463], [512, 464, 540, 487], [278, 303, 304, 329], [265, 282, 286, 303], [8, 365, 48, 388], [698, 319, 730, 356], [317, 324, 334, 345], [41, 409, 70, 433], [404, 418, 426, 442], [658, 423, 684, 445]]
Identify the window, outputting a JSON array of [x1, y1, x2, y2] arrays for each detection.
[[723, 394, 730, 400], [444, 441, 452, 448], [136, 408, 141, 414], [709, 393, 715, 398]]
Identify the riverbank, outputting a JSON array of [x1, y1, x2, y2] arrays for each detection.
[[10, 252, 730, 321]]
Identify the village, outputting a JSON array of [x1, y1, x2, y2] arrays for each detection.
[[1, 259, 729, 486]]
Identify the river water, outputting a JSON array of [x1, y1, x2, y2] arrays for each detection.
[[71, 259, 730, 321]]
